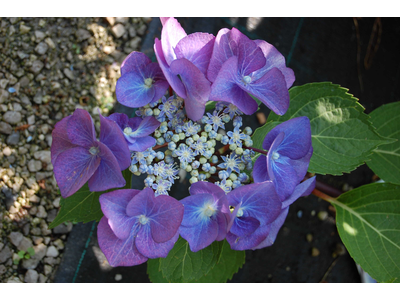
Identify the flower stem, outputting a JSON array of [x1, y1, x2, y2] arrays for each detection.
[[243, 146, 268, 156], [311, 188, 337, 203], [153, 143, 168, 151]]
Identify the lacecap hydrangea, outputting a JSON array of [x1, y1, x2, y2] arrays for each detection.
[[51, 17, 315, 267]]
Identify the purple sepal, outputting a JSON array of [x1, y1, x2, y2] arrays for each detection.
[[97, 217, 148, 267], [120, 51, 151, 76], [252, 155, 269, 183], [161, 17, 187, 66], [87, 142, 126, 192], [169, 58, 211, 121], [99, 189, 140, 240], [136, 228, 179, 259], [226, 225, 271, 251], [99, 114, 131, 171], [53, 146, 100, 198], [116, 72, 156, 107], [282, 176, 316, 209], [51, 115, 76, 165], [179, 221, 218, 253], [230, 216, 260, 237], [129, 116, 160, 138], [127, 136, 156, 152], [67, 109, 96, 148]]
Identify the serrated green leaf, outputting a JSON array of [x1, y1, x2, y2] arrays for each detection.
[[147, 258, 168, 283], [153, 237, 223, 282], [367, 102, 400, 184], [49, 183, 104, 229], [267, 82, 390, 175], [251, 120, 281, 149], [188, 240, 245, 283], [331, 182, 400, 283]]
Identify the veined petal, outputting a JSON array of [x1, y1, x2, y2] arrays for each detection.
[[215, 212, 228, 241], [116, 72, 156, 108], [154, 38, 187, 98], [67, 109, 96, 148], [282, 176, 316, 209], [136, 225, 179, 259], [97, 217, 147, 267], [129, 116, 160, 138], [127, 136, 156, 152], [120, 51, 151, 76], [107, 113, 129, 130], [99, 114, 131, 171], [239, 67, 289, 116], [180, 194, 215, 227], [87, 142, 126, 192], [179, 220, 218, 252], [291, 145, 313, 183], [266, 132, 285, 181], [251, 207, 289, 250], [161, 17, 187, 66], [230, 216, 260, 237], [236, 29, 266, 76], [209, 56, 258, 115], [145, 62, 169, 103], [262, 116, 312, 160], [169, 58, 210, 121], [126, 187, 154, 217], [51, 115, 77, 165], [271, 159, 298, 201], [99, 189, 140, 240], [189, 181, 228, 211], [226, 224, 270, 251], [252, 155, 270, 183], [53, 146, 100, 198]]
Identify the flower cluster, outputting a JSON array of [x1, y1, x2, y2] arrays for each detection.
[[51, 17, 315, 268]]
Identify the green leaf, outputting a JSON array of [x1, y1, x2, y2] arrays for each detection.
[[149, 237, 223, 282], [147, 258, 168, 283], [331, 182, 400, 283], [49, 183, 104, 229], [17, 251, 25, 259], [27, 247, 35, 256], [367, 102, 400, 184], [205, 101, 216, 112], [267, 82, 390, 175], [188, 240, 246, 283], [251, 120, 281, 149]]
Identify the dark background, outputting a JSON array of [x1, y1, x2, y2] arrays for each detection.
[[54, 17, 400, 283]]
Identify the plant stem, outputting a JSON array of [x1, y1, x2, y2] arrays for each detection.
[[243, 146, 268, 156], [311, 188, 337, 203], [153, 143, 168, 151]]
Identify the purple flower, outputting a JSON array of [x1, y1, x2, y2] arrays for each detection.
[[97, 188, 184, 267], [179, 181, 230, 252], [154, 17, 215, 121], [107, 112, 160, 152], [116, 51, 169, 108], [253, 116, 313, 201], [226, 177, 316, 251], [207, 27, 294, 116], [51, 109, 131, 198]]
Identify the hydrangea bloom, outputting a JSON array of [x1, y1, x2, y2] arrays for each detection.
[[179, 181, 230, 252], [51, 109, 131, 198], [98, 188, 184, 266], [253, 116, 313, 201], [208, 27, 295, 116], [107, 112, 160, 152], [154, 17, 215, 121], [115, 51, 169, 108]]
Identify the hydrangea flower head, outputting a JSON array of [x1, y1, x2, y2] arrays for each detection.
[[116, 51, 169, 108], [98, 187, 184, 266], [51, 109, 131, 198], [208, 27, 295, 116], [107, 112, 160, 152], [179, 181, 230, 252], [253, 116, 313, 200]]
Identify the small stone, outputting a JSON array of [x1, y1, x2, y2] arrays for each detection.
[[34, 30, 46, 42], [0, 246, 12, 263], [76, 28, 91, 42], [7, 276, 22, 283], [0, 264, 6, 275], [28, 159, 42, 172], [3, 146, 12, 156], [46, 246, 59, 257], [63, 68, 75, 80], [46, 209, 57, 223], [20, 94, 32, 106], [44, 264, 52, 275], [111, 24, 126, 38], [115, 274, 123, 281], [129, 26, 137, 38], [53, 239, 64, 250], [33, 150, 51, 164], [33, 90, 43, 104], [106, 17, 115, 26], [311, 247, 320, 257], [53, 197, 61, 208], [306, 233, 313, 243], [317, 211, 328, 221], [103, 45, 115, 55], [6, 132, 20, 145], [35, 42, 48, 55], [32, 236, 43, 245], [44, 37, 55, 49], [0, 89, 9, 103], [13, 102, 22, 112], [25, 269, 39, 283], [137, 24, 147, 35], [335, 243, 346, 256], [3, 111, 22, 124], [36, 205, 47, 218], [20, 24, 31, 34], [9, 231, 24, 247], [39, 274, 47, 283], [22, 243, 47, 269], [0, 79, 9, 89], [311, 210, 316, 216], [31, 60, 44, 74], [0, 121, 13, 134], [53, 222, 73, 234], [17, 237, 33, 252], [27, 115, 35, 125]]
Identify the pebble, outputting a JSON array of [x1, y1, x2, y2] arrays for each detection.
[[76, 28, 91, 42], [0, 246, 12, 263], [311, 247, 320, 257], [3, 146, 12, 156], [317, 211, 328, 221], [30, 60, 44, 74], [27, 115, 35, 125], [9, 231, 24, 247], [36, 205, 47, 218], [35, 42, 49, 55], [63, 68, 75, 80], [17, 237, 33, 252], [34, 30, 46, 42], [33, 90, 43, 104], [0, 264, 6, 275], [3, 111, 22, 124], [46, 246, 59, 257], [25, 269, 39, 283], [22, 243, 47, 269], [53, 222, 73, 234], [115, 274, 123, 281], [28, 159, 43, 172], [112, 24, 126, 38], [20, 24, 31, 34], [0, 89, 9, 103], [33, 150, 51, 164], [44, 37, 55, 49], [53, 197, 61, 208], [0, 121, 13, 134], [306, 233, 313, 243], [6, 131, 20, 145]]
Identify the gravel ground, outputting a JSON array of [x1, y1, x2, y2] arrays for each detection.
[[0, 17, 151, 283]]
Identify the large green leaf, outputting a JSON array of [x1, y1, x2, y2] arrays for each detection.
[[49, 169, 132, 229], [147, 239, 245, 283], [331, 182, 400, 282], [49, 183, 104, 229], [367, 102, 400, 184], [267, 82, 390, 175]]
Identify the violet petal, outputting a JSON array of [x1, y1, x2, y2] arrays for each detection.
[[116, 72, 156, 108], [67, 109, 96, 148], [135, 226, 179, 259], [51, 115, 77, 165], [179, 220, 218, 252], [120, 51, 151, 76]]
